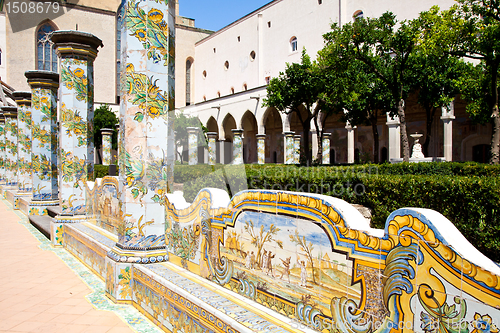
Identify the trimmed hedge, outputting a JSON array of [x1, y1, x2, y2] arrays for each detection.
[[180, 163, 500, 262], [93, 165, 119, 180]]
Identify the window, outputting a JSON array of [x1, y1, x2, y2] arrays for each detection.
[[265, 76, 271, 85], [290, 37, 298, 52], [224, 61, 229, 70], [267, 21, 271, 28], [186, 59, 192, 106], [203, 95, 207, 101], [213, 48, 216, 53], [202, 70, 207, 78], [318, 0, 322, 3], [250, 51, 256, 61], [36, 21, 58, 72], [217, 91, 221, 98], [243, 83, 248, 91], [353, 10, 364, 21], [230, 87, 234, 94], [237, 36, 240, 42], [0, 49, 2, 66]]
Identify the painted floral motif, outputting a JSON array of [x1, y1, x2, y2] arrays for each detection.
[[285, 135, 294, 164], [165, 218, 200, 262], [54, 225, 64, 246], [102, 134, 112, 165], [60, 60, 91, 102], [124, 147, 172, 203], [60, 148, 87, 188], [118, 267, 132, 299], [208, 138, 216, 165], [31, 124, 52, 149], [471, 313, 499, 333], [125, 63, 168, 122], [60, 103, 87, 147], [188, 131, 197, 165], [322, 138, 330, 164], [126, 0, 169, 66], [257, 138, 265, 164], [232, 133, 243, 165], [31, 154, 52, 180], [106, 262, 114, 296]]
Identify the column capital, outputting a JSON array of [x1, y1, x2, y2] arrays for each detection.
[[256, 134, 266, 139], [283, 131, 295, 136], [207, 132, 218, 139], [25, 70, 59, 89], [100, 128, 114, 136], [51, 30, 103, 60], [1, 106, 17, 118], [322, 132, 332, 138], [294, 134, 301, 139], [345, 123, 356, 130], [231, 129, 244, 135], [187, 127, 199, 134], [12, 91, 31, 106]]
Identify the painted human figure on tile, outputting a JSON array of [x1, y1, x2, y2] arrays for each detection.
[[280, 256, 291, 282]]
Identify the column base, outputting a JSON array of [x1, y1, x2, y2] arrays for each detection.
[[51, 214, 88, 246], [11, 191, 32, 210], [28, 199, 59, 216], [0, 185, 17, 198]]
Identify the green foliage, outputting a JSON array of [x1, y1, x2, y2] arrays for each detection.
[[93, 164, 119, 180], [93, 104, 118, 150], [182, 163, 500, 262]]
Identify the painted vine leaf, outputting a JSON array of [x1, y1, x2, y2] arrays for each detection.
[[61, 63, 90, 102], [125, 64, 168, 121]]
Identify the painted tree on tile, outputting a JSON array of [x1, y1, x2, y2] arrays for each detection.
[[243, 220, 283, 267], [290, 229, 317, 284]]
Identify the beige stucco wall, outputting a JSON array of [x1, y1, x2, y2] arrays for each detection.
[[175, 25, 212, 109], [5, 4, 119, 104]]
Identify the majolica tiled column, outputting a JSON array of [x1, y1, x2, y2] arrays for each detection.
[[25, 71, 59, 215], [2, 106, 18, 187], [256, 134, 265, 165], [284, 131, 295, 164], [187, 127, 198, 165], [13, 92, 32, 193], [51, 31, 102, 222], [207, 132, 217, 165], [294, 134, 301, 164], [232, 129, 243, 165], [107, 0, 175, 298], [101, 128, 113, 166], [0, 116, 5, 184], [346, 122, 356, 164], [322, 133, 331, 165]]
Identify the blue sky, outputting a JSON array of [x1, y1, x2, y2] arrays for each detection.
[[179, 0, 272, 32]]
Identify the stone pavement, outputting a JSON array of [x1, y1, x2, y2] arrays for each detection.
[[0, 199, 161, 333]]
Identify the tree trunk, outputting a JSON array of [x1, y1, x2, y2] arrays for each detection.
[[313, 116, 322, 163], [398, 99, 410, 162], [370, 116, 379, 164], [423, 106, 436, 158]]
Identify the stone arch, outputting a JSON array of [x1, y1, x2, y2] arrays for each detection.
[[461, 133, 491, 161], [262, 107, 283, 163], [185, 56, 194, 106], [221, 113, 237, 164], [207, 116, 218, 134], [241, 111, 258, 164]]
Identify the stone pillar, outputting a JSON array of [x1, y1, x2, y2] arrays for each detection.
[[0, 116, 5, 183], [284, 131, 295, 164], [101, 128, 113, 166], [13, 92, 32, 193], [256, 134, 266, 165], [51, 30, 102, 221], [107, 0, 175, 291], [322, 133, 331, 165], [219, 138, 226, 164], [207, 132, 217, 165], [2, 106, 18, 187], [232, 129, 243, 164], [386, 113, 401, 162], [294, 135, 301, 164], [346, 123, 356, 164], [25, 71, 59, 215], [441, 101, 455, 162], [187, 127, 199, 165]]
